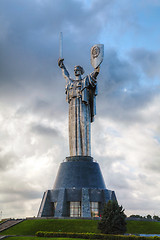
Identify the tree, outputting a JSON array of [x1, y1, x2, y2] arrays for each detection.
[[98, 200, 127, 234], [129, 214, 143, 219], [147, 214, 152, 220], [153, 215, 160, 221]]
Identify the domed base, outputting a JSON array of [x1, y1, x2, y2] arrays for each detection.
[[53, 156, 106, 189], [38, 156, 117, 218]]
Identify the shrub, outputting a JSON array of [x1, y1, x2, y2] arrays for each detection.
[[98, 200, 127, 235], [35, 231, 159, 239]]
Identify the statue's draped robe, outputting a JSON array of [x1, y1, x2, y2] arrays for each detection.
[[65, 73, 98, 156]]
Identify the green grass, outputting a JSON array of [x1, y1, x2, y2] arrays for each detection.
[[126, 220, 160, 234], [0, 219, 100, 236], [6, 238, 86, 240], [1, 219, 160, 237], [6, 238, 87, 240]]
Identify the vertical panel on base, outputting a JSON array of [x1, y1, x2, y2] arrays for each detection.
[[54, 188, 66, 217], [37, 190, 54, 217], [81, 188, 91, 218]]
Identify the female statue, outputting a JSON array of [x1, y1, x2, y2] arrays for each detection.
[[58, 58, 100, 157]]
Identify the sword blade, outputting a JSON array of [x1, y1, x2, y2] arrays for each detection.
[[59, 32, 63, 58]]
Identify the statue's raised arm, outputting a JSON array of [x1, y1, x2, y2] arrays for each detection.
[[90, 66, 100, 80], [58, 58, 70, 82]]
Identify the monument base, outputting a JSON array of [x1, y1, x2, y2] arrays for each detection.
[[37, 156, 117, 218]]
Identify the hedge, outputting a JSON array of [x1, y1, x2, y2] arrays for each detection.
[[36, 231, 160, 240]]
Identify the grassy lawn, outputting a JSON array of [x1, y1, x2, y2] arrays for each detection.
[[126, 220, 160, 234], [6, 238, 91, 240], [1, 219, 160, 237], [0, 219, 100, 236]]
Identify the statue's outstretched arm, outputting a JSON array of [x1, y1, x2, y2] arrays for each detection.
[[91, 66, 100, 79], [87, 66, 100, 88], [58, 58, 70, 82]]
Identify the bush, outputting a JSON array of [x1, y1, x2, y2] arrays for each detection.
[[36, 231, 105, 239], [36, 231, 160, 239], [129, 215, 143, 219], [98, 200, 127, 234]]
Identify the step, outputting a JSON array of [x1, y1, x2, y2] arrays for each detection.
[[0, 219, 24, 232]]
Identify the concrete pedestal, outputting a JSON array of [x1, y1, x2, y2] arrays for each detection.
[[37, 156, 117, 218]]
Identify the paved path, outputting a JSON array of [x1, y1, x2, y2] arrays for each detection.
[[0, 235, 34, 239], [0, 219, 24, 233]]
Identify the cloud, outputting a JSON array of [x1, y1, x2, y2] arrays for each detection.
[[0, 0, 136, 103], [31, 123, 60, 137], [95, 49, 159, 126], [130, 48, 160, 79], [91, 92, 160, 216], [0, 150, 18, 171]]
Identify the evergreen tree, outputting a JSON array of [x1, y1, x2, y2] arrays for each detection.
[[153, 215, 160, 221], [98, 200, 127, 234], [147, 214, 152, 220]]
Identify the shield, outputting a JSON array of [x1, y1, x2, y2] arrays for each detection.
[[91, 44, 104, 68]]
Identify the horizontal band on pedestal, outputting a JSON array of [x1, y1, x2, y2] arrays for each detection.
[[66, 156, 93, 162]]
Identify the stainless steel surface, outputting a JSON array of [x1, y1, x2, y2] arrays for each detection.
[[91, 44, 104, 68], [58, 45, 103, 156], [59, 32, 63, 58]]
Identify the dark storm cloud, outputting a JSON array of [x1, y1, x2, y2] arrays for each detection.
[[103, 49, 139, 90], [0, 182, 42, 203], [1, 0, 155, 126], [130, 48, 160, 79], [0, 0, 118, 117], [0, 0, 113, 82], [31, 123, 60, 137], [16, 97, 67, 120], [0, 0, 137, 100], [96, 48, 159, 124]]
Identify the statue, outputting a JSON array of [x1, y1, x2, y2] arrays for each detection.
[[58, 36, 104, 157], [37, 40, 118, 219]]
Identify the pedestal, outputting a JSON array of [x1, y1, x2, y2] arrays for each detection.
[[37, 156, 117, 218]]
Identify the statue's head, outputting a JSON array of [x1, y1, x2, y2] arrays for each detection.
[[74, 65, 84, 76]]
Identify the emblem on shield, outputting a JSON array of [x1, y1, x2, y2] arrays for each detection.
[[91, 44, 104, 68]]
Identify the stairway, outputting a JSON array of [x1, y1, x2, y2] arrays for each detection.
[[0, 219, 24, 232]]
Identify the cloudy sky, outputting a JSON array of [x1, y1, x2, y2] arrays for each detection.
[[0, 0, 160, 219]]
